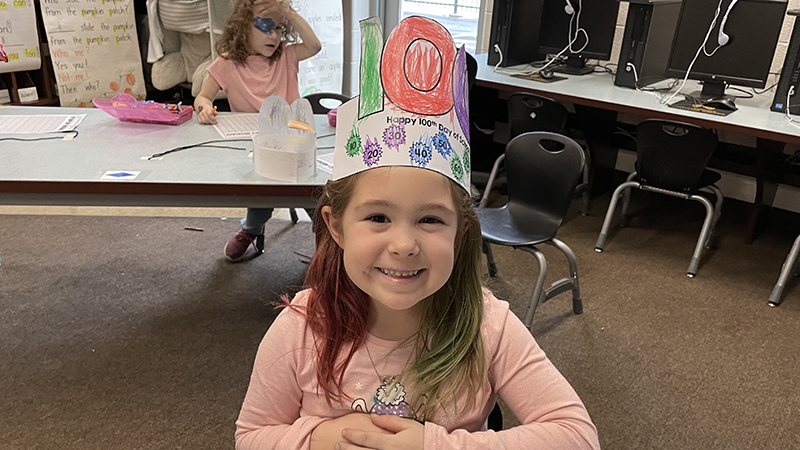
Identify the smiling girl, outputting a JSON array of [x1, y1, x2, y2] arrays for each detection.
[[233, 14, 598, 450], [233, 167, 600, 449]]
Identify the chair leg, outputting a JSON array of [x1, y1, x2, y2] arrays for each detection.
[[482, 240, 498, 277], [769, 234, 800, 306], [517, 246, 548, 329], [596, 180, 639, 251], [255, 233, 265, 254], [687, 194, 715, 277], [703, 185, 724, 249], [290, 209, 299, 224], [545, 238, 583, 315], [581, 147, 592, 216], [620, 172, 638, 228]]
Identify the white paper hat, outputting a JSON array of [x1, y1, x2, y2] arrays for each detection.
[[332, 15, 471, 191]]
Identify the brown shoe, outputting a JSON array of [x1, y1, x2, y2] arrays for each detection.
[[224, 229, 262, 262]]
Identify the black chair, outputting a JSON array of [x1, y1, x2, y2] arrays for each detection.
[[769, 234, 800, 306], [595, 120, 723, 277], [507, 92, 570, 137], [304, 92, 350, 114], [477, 132, 586, 328], [472, 93, 568, 186], [488, 402, 503, 431], [466, 50, 477, 92], [467, 53, 506, 186], [475, 93, 591, 214]]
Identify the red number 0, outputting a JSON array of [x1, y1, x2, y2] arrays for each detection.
[[381, 16, 456, 116]]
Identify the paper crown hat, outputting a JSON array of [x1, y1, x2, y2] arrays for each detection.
[[332, 16, 471, 191]]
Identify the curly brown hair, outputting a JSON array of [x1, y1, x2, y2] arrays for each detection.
[[215, 0, 299, 64]]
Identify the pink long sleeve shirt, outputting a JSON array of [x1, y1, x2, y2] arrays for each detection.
[[235, 289, 600, 450], [207, 45, 300, 113]]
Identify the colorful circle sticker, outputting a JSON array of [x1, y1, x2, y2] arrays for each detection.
[[409, 137, 433, 168], [364, 136, 383, 167]]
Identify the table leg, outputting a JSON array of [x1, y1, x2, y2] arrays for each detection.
[[574, 105, 620, 202], [745, 138, 784, 244]]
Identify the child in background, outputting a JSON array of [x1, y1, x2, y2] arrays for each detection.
[[194, 0, 320, 262]]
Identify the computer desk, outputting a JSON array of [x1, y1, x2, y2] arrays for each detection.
[[0, 107, 335, 210], [475, 53, 800, 243]]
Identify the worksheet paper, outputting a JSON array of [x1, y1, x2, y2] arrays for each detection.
[[213, 114, 260, 138], [316, 153, 334, 174], [0, 115, 86, 133]]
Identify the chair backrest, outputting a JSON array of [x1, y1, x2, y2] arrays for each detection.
[[635, 120, 719, 192], [507, 93, 569, 139], [466, 51, 477, 93], [304, 92, 351, 114], [505, 132, 585, 228]]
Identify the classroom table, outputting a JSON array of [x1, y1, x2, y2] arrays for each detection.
[[0, 107, 335, 209], [474, 53, 800, 243]]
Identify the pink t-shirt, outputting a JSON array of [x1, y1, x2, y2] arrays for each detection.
[[207, 45, 300, 113], [235, 289, 600, 450]]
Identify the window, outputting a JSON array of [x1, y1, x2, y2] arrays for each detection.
[[383, 0, 482, 53]]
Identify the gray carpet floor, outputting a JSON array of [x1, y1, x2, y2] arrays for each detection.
[[2, 193, 800, 450]]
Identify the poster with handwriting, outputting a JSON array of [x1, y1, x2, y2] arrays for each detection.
[[0, 0, 42, 73], [294, 0, 343, 95], [41, 0, 144, 106]]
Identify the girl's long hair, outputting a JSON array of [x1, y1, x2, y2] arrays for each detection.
[[286, 172, 485, 422], [216, 0, 299, 64]]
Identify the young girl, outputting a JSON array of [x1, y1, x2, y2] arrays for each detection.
[[233, 166, 601, 447], [193, 0, 321, 262]]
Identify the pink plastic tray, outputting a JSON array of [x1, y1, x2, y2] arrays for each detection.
[[93, 93, 193, 125]]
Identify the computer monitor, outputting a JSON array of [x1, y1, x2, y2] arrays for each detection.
[[537, 0, 620, 75], [666, 0, 788, 99]]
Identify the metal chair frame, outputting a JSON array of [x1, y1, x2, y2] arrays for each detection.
[[595, 171, 723, 277], [595, 121, 724, 278], [769, 234, 800, 306]]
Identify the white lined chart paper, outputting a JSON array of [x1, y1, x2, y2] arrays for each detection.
[[213, 114, 260, 138], [0, 115, 86, 134]]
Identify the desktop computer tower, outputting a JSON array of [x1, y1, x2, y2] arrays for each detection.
[[486, 0, 545, 67], [615, 0, 682, 89], [772, 10, 800, 114]]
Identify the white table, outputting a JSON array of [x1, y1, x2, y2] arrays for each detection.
[[476, 53, 800, 143], [474, 53, 798, 243], [0, 107, 335, 209]]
